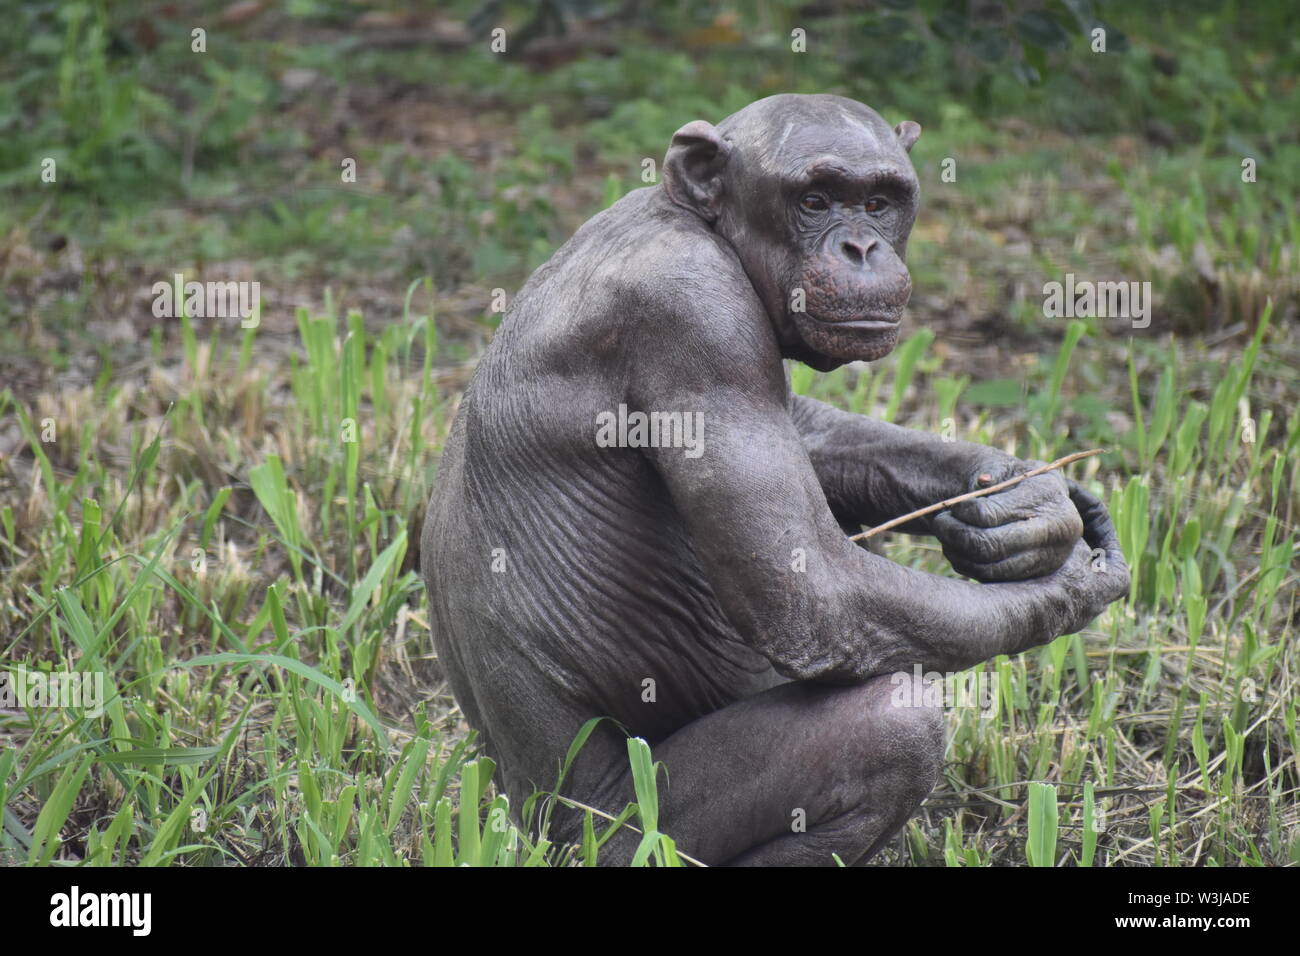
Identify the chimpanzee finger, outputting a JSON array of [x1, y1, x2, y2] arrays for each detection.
[[932, 509, 1081, 565], [942, 537, 1076, 582], [948, 469, 1068, 528], [1067, 479, 1121, 552]]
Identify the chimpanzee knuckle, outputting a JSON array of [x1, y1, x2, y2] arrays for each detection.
[[1011, 491, 1045, 516], [947, 498, 982, 525], [992, 483, 1034, 509], [1022, 543, 1072, 579], [947, 553, 989, 581], [982, 552, 1037, 582], [1028, 542, 1073, 579], [1038, 474, 1058, 496], [1053, 548, 1091, 592], [955, 496, 1006, 527], [1031, 479, 1069, 512], [1083, 568, 1125, 611], [1016, 473, 1047, 498], [999, 495, 1034, 524], [958, 527, 1002, 563], [1035, 510, 1081, 551], [938, 540, 969, 571], [936, 516, 991, 558], [1050, 540, 1077, 571], [1063, 505, 1085, 540], [931, 511, 961, 543], [962, 564, 1000, 583], [972, 456, 1017, 488]]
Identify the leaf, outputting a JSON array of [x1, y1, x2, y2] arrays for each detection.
[[179, 652, 387, 741], [1081, 781, 1097, 867], [432, 797, 454, 867], [1026, 782, 1058, 866], [95, 746, 221, 766], [964, 378, 1023, 406], [338, 530, 406, 634], [626, 737, 659, 833], [386, 736, 429, 835], [28, 755, 92, 865]]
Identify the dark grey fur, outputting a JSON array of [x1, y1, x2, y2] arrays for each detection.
[[421, 94, 1129, 866]]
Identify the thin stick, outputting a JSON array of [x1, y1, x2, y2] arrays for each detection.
[[848, 448, 1105, 542]]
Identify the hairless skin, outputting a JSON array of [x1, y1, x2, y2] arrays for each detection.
[[421, 94, 1129, 866]]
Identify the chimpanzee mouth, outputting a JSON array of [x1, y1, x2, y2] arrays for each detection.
[[806, 313, 902, 330], [790, 308, 905, 364]]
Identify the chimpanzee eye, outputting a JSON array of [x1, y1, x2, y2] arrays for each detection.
[[865, 197, 887, 213], [800, 193, 829, 212]]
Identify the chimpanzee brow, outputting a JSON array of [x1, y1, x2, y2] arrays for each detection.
[[793, 160, 914, 196]]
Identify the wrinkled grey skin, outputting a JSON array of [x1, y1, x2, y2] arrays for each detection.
[[422, 94, 1129, 866]]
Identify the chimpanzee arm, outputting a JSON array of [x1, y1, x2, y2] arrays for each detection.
[[789, 392, 1002, 532], [790, 392, 1104, 581], [628, 298, 1128, 682]]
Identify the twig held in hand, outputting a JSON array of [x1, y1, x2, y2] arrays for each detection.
[[848, 448, 1105, 542]]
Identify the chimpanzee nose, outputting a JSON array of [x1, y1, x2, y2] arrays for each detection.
[[839, 237, 878, 266]]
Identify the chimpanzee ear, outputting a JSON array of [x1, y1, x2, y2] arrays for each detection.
[[894, 121, 922, 153], [663, 120, 732, 224]]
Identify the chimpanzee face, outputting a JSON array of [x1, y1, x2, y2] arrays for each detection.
[[663, 94, 922, 371]]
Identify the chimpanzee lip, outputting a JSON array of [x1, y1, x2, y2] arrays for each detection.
[[806, 313, 901, 329]]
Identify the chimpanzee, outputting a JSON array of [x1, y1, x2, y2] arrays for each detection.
[[421, 94, 1128, 866]]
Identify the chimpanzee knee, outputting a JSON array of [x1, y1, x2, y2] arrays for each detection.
[[818, 674, 946, 823]]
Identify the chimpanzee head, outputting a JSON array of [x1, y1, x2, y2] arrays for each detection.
[[663, 93, 921, 371]]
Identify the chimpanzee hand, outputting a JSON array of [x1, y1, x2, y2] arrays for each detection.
[[931, 457, 1084, 582], [1039, 508, 1131, 639]]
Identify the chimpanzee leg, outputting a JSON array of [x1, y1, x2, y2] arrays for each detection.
[[581, 673, 945, 866]]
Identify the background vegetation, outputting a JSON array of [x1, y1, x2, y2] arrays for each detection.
[[1, 0, 1296, 866]]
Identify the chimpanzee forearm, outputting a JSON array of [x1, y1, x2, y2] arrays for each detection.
[[789, 393, 1009, 533], [674, 461, 1117, 682], [772, 539, 1103, 679]]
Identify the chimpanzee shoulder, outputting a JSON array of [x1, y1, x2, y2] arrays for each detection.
[[509, 184, 779, 386]]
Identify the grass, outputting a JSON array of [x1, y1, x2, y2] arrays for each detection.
[[3, 296, 1294, 866], [1, 1, 1297, 866], [0, 295, 682, 866]]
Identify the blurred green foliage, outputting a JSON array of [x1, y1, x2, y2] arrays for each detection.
[[1, 0, 1296, 310]]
